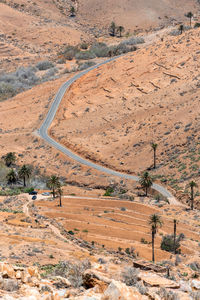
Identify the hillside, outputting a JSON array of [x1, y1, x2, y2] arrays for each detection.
[[1, 2, 200, 299], [0, 0, 199, 72], [50, 27, 200, 204], [77, 0, 199, 31]]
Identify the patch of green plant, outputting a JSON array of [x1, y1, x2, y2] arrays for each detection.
[[68, 230, 74, 235], [141, 238, 148, 244], [104, 187, 114, 196]]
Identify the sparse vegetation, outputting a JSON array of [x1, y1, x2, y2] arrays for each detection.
[[121, 266, 139, 286], [161, 233, 184, 253]]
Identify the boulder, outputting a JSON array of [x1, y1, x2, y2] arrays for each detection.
[[0, 277, 19, 292], [52, 276, 72, 288], [103, 280, 146, 300], [83, 270, 111, 292], [0, 263, 15, 278], [139, 273, 180, 288], [27, 266, 40, 279], [191, 279, 200, 290], [15, 270, 22, 279]]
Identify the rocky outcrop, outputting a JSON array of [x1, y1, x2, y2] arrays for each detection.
[[103, 280, 147, 300]]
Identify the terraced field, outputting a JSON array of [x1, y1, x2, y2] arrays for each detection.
[[35, 196, 200, 262]]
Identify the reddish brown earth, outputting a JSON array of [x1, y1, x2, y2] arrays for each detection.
[[35, 194, 200, 262]]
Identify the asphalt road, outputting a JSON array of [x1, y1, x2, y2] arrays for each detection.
[[38, 57, 176, 202]]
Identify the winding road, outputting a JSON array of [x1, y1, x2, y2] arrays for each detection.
[[38, 57, 178, 204]]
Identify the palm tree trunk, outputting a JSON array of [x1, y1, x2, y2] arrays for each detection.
[[59, 195, 62, 207], [190, 17, 191, 27], [153, 149, 156, 169], [152, 228, 155, 262], [23, 176, 26, 187], [53, 188, 55, 198], [146, 187, 148, 197], [191, 186, 194, 210], [174, 219, 176, 254]]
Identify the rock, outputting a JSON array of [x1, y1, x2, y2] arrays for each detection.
[[15, 270, 22, 279], [27, 266, 40, 279], [103, 280, 146, 300], [179, 280, 192, 293], [191, 279, 200, 290], [0, 277, 19, 292], [21, 270, 32, 284], [139, 273, 180, 288], [0, 263, 15, 278], [83, 270, 109, 292], [52, 276, 72, 288]]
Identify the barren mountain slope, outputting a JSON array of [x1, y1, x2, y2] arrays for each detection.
[[78, 0, 199, 30], [1, 0, 199, 72], [51, 28, 200, 202]]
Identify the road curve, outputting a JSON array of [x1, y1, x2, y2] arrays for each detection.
[[38, 57, 176, 202]]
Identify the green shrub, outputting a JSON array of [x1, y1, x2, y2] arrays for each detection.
[[68, 230, 74, 235], [104, 187, 114, 196], [161, 234, 183, 253], [80, 43, 88, 50], [141, 238, 148, 244], [23, 187, 34, 193], [36, 60, 54, 70], [75, 50, 96, 60], [194, 23, 200, 28]]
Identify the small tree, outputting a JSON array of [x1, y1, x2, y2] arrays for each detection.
[[3, 152, 16, 167], [57, 186, 63, 207], [117, 26, 125, 37], [185, 12, 193, 27], [189, 181, 197, 210], [6, 169, 17, 185], [19, 165, 32, 187], [151, 143, 158, 169], [70, 6, 75, 17], [109, 22, 117, 37], [179, 24, 184, 34], [161, 234, 184, 253], [47, 175, 60, 198], [139, 172, 153, 196]]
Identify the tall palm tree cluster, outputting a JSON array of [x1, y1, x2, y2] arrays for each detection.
[[148, 214, 178, 262], [47, 175, 63, 207], [2, 152, 32, 187], [109, 22, 125, 37]]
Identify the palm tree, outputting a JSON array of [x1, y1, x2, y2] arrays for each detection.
[[189, 181, 197, 210], [151, 143, 158, 169], [173, 219, 177, 254], [57, 186, 63, 207], [151, 225, 156, 262], [109, 22, 116, 37], [149, 214, 163, 262], [149, 214, 163, 234], [179, 24, 184, 34], [117, 26, 124, 37], [139, 172, 153, 196], [6, 169, 17, 185], [19, 165, 32, 187], [47, 175, 60, 198], [186, 12, 193, 27], [4, 152, 16, 167]]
